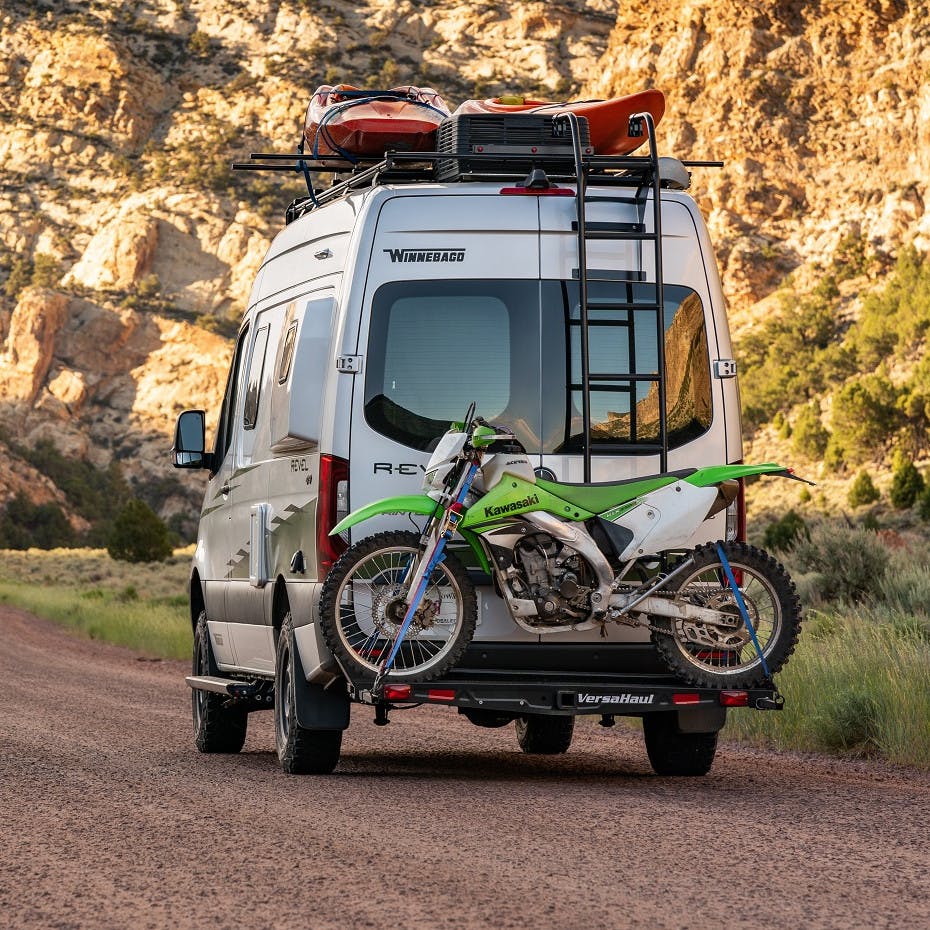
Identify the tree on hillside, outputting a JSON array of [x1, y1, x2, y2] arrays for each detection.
[[889, 455, 924, 510], [107, 499, 173, 563]]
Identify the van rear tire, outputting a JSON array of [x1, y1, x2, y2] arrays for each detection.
[[319, 531, 477, 684], [275, 616, 342, 775], [515, 715, 574, 754], [643, 712, 717, 776]]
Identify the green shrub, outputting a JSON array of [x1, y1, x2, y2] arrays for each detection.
[[847, 470, 880, 507], [0, 493, 76, 549], [813, 688, 881, 755], [31, 253, 62, 287], [792, 402, 830, 459], [830, 374, 899, 464], [789, 522, 889, 603], [107, 500, 173, 563], [889, 455, 924, 509], [763, 510, 809, 552]]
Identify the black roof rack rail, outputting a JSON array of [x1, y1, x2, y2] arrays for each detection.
[[232, 149, 723, 225]]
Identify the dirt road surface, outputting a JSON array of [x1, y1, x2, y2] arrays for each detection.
[[2, 604, 929, 930]]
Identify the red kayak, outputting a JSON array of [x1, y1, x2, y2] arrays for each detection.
[[453, 89, 665, 155], [304, 84, 450, 163]]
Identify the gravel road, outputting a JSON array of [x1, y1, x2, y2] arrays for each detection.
[[2, 603, 929, 930]]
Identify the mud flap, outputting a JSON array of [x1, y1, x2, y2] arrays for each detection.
[[677, 705, 726, 734], [290, 624, 350, 730]]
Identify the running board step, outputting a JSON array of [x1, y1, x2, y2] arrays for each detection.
[[186, 675, 263, 698]]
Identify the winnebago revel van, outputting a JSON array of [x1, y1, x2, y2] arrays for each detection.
[[174, 114, 780, 777]]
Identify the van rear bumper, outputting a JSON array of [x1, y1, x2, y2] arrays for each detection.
[[346, 643, 783, 719]]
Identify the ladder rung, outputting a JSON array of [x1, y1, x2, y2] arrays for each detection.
[[584, 443, 665, 454], [570, 375, 659, 388], [572, 269, 646, 282], [583, 195, 642, 204], [571, 303, 661, 313], [572, 221, 645, 234], [584, 230, 658, 241]]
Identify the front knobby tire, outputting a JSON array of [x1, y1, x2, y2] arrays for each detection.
[[319, 531, 477, 684], [192, 611, 248, 754], [515, 715, 575, 755], [651, 541, 802, 689], [643, 712, 718, 776], [274, 615, 342, 775]]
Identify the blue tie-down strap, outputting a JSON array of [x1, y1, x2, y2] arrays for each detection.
[[715, 542, 772, 680]]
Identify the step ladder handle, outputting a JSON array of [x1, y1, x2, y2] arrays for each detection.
[[556, 111, 592, 482], [631, 111, 668, 473]]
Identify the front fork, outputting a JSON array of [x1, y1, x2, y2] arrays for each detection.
[[372, 461, 480, 695]]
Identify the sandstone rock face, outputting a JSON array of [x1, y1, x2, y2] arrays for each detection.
[[0, 289, 69, 405], [584, 1, 930, 315], [64, 212, 159, 291]]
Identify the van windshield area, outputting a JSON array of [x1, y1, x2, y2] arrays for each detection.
[[364, 279, 711, 455]]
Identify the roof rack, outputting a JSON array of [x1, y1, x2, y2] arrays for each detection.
[[232, 149, 722, 225]]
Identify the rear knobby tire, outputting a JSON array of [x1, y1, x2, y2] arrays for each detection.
[[192, 611, 248, 754], [275, 615, 342, 775], [643, 712, 717, 776], [515, 715, 575, 755], [319, 530, 477, 683], [651, 541, 801, 689]]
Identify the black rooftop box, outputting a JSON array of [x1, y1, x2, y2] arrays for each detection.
[[435, 113, 593, 181]]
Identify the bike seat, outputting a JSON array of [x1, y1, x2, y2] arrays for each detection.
[[535, 468, 697, 515]]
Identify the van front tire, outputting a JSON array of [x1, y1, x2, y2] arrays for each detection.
[[275, 615, 342, 775], [192, 611, 248, 754]]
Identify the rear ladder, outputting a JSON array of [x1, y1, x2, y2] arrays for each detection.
[[558, 112, 667, 482]]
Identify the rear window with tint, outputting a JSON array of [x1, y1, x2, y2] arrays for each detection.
[[364, 279, 711, 454]]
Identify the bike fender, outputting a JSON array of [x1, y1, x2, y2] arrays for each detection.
[[685, 464, 815, 487], [330, 494, 439, 536], [329, 495, 492, 575]]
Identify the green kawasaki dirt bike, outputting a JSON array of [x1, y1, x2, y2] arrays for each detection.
[[320, 405, 804, 693]]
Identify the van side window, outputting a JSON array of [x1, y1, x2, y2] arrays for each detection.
[[243, 325, 270, 430], [213, 325, 250, 467], [277, 322, 298, 384]]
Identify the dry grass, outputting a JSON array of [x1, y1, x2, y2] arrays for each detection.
[[0, 546, 193, 659]]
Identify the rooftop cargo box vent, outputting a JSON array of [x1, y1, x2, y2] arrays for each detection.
[[435, 113, 592, 181]]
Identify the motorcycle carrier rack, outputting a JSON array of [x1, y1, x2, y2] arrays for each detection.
[[234, 117, 722, 479]]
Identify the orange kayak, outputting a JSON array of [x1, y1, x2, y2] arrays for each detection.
[[452, 90, 665, 156], [304, 84, 451, 163]]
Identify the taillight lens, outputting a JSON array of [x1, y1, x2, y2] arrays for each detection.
[[317, 454, 349, 576], [720, 691, 750, 707]]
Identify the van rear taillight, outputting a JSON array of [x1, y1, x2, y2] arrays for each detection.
[[499, 186, 574, 196], [317, 454, 349, 576]]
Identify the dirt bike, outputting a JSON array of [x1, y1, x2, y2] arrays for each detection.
[[319, 404, 804, 694]]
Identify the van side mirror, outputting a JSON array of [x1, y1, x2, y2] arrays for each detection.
[[173, 410, 213, 470]]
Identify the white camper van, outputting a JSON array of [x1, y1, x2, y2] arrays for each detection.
[[175, 116, 780, 776]]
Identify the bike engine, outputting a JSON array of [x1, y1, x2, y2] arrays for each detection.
[[509, 533, 594, 625]]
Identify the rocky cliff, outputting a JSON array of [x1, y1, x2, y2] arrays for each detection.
[[0, 0, 927, 533]]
